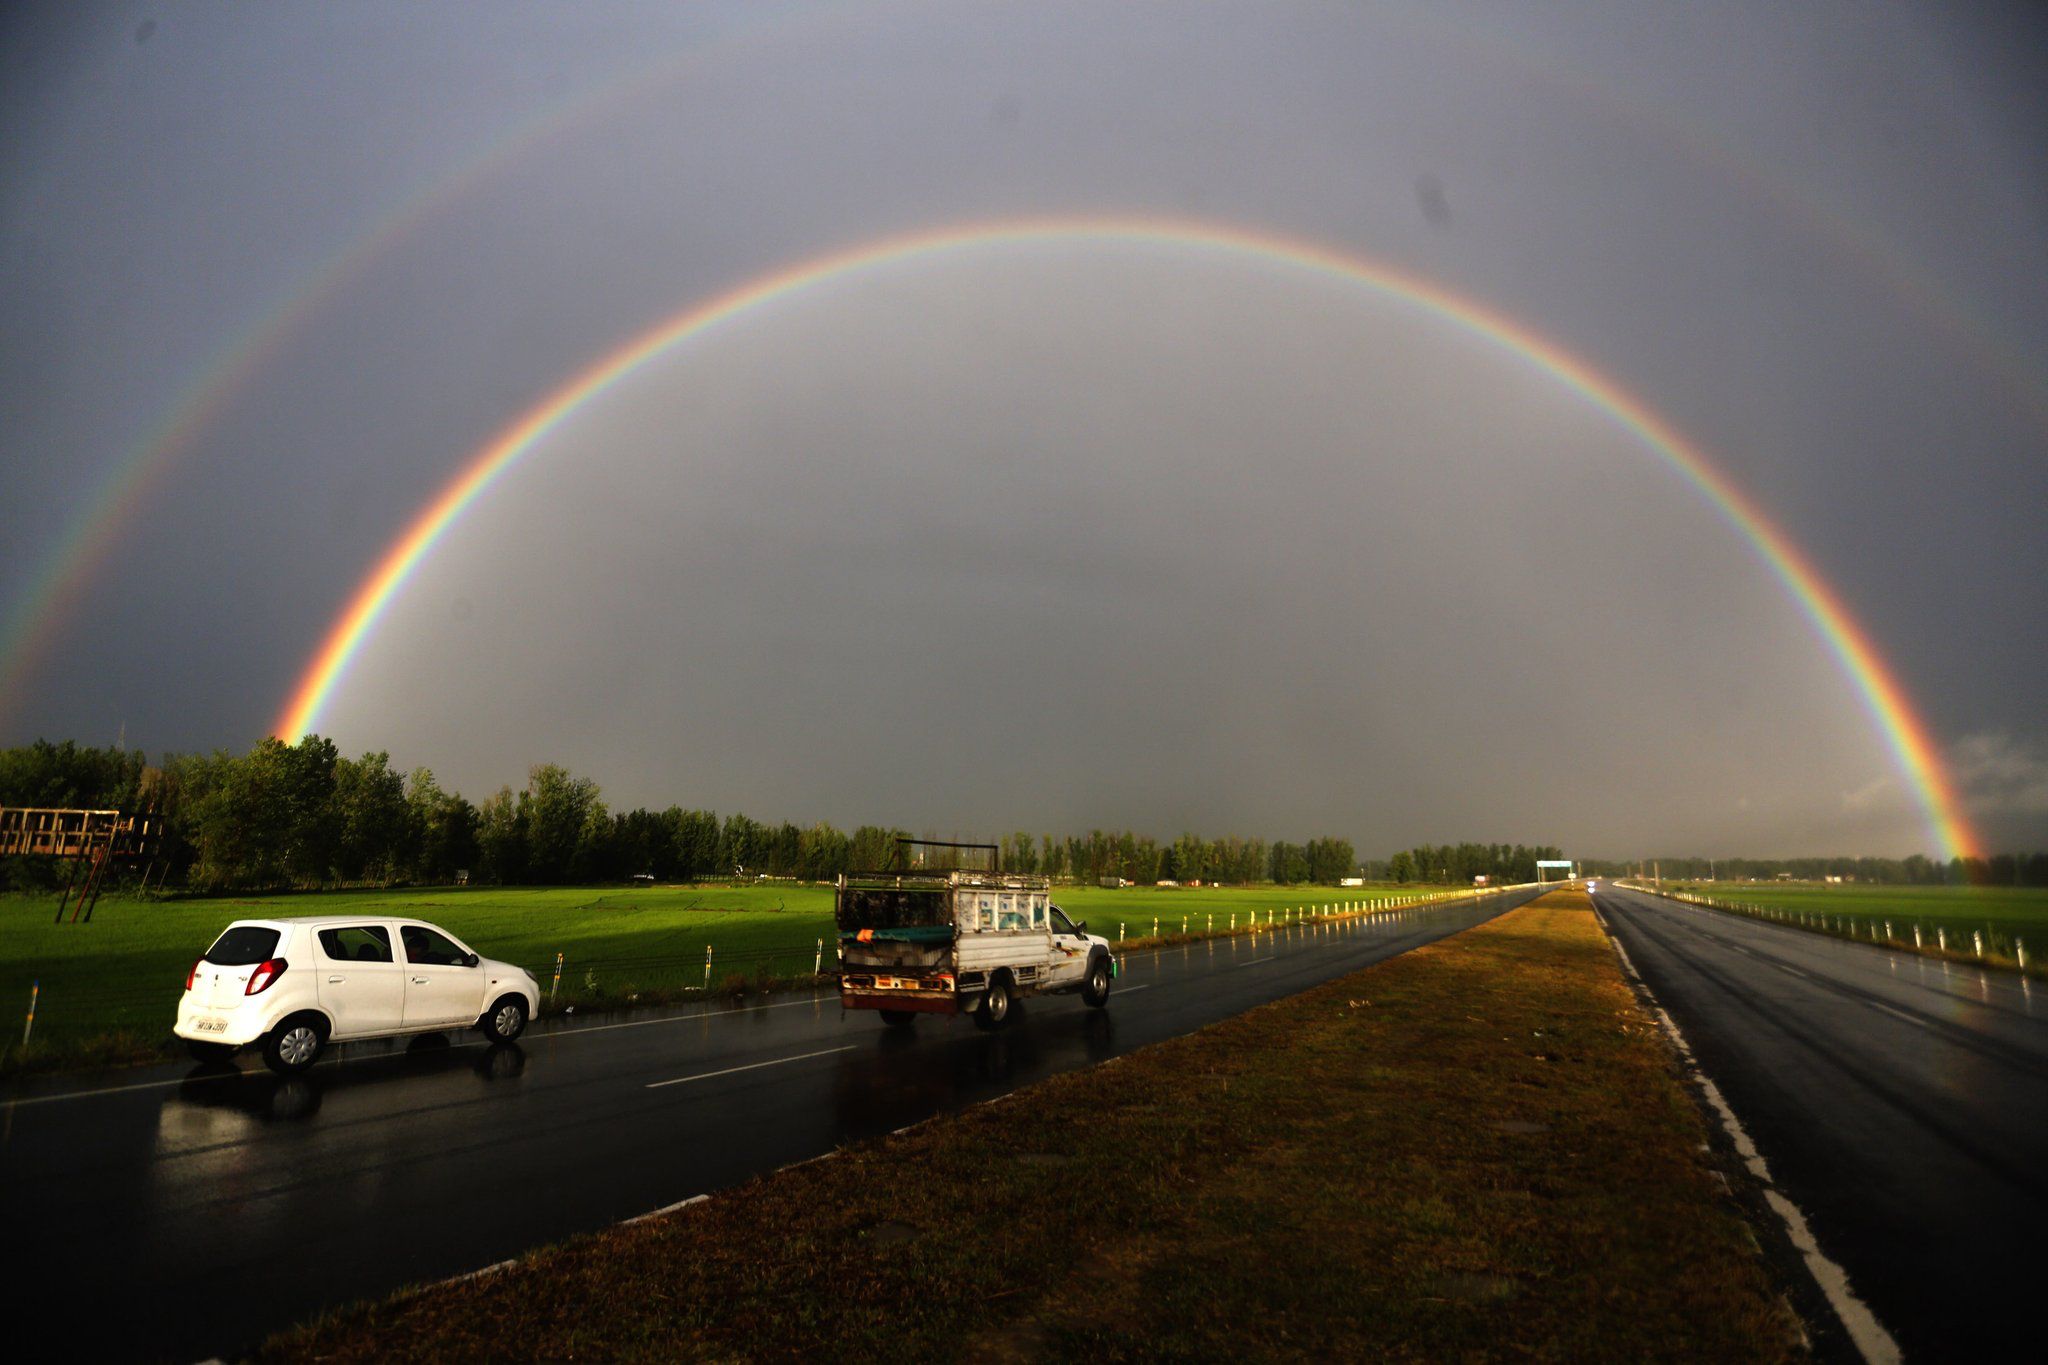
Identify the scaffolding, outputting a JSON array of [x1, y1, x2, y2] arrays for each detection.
[[0, 807, 165, 922]]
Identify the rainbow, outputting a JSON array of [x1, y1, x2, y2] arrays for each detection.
[[12, 19, 2042, 739], [272, 217, 1982, 859], [0, 5, 837, 724]]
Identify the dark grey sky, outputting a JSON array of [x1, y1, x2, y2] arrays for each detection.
[[3, 0, 2044, 857]]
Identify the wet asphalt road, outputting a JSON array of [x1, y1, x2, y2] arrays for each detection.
[[0, 889, 1535, 1362], [1594, 885, 2048, 1361]]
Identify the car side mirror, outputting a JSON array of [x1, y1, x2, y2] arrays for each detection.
[[463, 952, 479, 967]]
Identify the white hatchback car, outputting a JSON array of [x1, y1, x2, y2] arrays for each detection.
[[175, 916, 540, 1074]]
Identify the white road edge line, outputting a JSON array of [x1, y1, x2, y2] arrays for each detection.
[[1239, 956, 1276, 967], [645, 1044, 854, 1090], [0, 1038, 481, 1109], [5, 1073, 229, 1109], [1599, 907, 1901, 1365], [1118, 983, 1153, 994], [621, 1192, 709, 1227], [3, 996, 834, 1111], [441, 1257, 517, 1286]]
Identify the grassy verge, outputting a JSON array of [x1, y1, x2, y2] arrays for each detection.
[[261, 889, 1795, 1362], [0, 882, 1476, 1076], [1650, 882, 2045, 977]]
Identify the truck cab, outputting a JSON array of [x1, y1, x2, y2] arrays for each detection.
[[836, 843, 1115, 1029]]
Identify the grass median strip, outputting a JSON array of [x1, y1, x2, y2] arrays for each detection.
[[263, 889, 1794, 1362]]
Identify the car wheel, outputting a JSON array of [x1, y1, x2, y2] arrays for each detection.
[[481, 994, 528, 1043], [262, 1015, 325, 1075], [1082, 954, 1112, 1008], [879, 1009, 916, 1027], [973, 973, 1012, 1031], [185, 1039, 236, 1064]]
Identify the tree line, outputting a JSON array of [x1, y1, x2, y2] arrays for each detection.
[[1578, 852, 2048, 888], [995, 830, 1356, 887], [16, 736, 2030, 894], [0, 738, 1365, 893], [1378, 843, 1567, 887]]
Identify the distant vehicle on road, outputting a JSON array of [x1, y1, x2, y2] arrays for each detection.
[[837, 843, 1115, 1029], [175, 916, 540, 1073]]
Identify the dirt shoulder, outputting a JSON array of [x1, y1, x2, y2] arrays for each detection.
[[263, 889, 1797, 1362]]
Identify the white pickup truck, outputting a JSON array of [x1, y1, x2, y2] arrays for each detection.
[[836, 852, 1115, 1029]]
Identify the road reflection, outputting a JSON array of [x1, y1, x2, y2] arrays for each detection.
[[829, 1005, 1119, 1139], [159, 1041, 528, 1139]]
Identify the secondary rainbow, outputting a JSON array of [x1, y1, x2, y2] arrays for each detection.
[[273, 216, 1984, 860]]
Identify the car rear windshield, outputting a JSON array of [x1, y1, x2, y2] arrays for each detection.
[[205, 926, 281, 966]]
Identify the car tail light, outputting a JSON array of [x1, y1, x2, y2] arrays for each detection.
[[185, 959, 202, 991], [245, 958, 288, 995]]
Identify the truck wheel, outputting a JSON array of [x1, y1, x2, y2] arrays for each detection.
[[879, 1009, 916, 1027], [973, 974, 1012, 1031], [1082, 954, 1113, 1008]]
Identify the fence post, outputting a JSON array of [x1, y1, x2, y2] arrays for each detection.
[[22, 979, 37, 1050], [550, 952, 563, 1003], [814, 938, 824, 974], [1974, 930, 1985, 958], [2019, 938, 2029, 971], [1119, 923, 1125, 943], [1914, 925, 1922, 949], [1153, 918, 1159, 938], [1938, 929, 1947, 952], [704, 945, 714, 989]]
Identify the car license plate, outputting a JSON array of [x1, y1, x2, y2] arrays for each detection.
[[195, 1017, 226, 1032], [873, 976, 898, 990]]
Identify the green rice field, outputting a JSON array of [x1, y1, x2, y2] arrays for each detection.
[[1663, 882, 2048, 968], [0, 881, 1452, 1067]]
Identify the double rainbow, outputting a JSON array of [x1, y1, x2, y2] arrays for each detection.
[[271, 216, 1982, 860]]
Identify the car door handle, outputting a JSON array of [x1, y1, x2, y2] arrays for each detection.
[[412, 976, 429, 984], [328, 975, 345, 983]]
